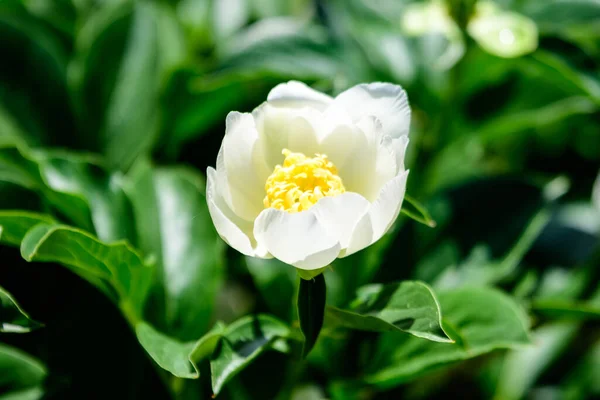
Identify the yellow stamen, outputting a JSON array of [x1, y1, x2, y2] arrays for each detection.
[[264, 149, 345, 213]]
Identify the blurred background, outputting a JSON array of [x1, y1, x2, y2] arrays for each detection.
[[0, 0, 599, 399]]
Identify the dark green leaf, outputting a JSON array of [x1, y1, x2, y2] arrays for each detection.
[[20, 224, 153, 317], [210, 314, 292, 395], [297, 274, 326, 358], [124, 160, 225, 340], [0, 211, 54, 246], [365, 286, 531, 388], [70, 1, 185, 170], [326, 281, 451, 343], [0, 2, 76, 149], [0, 343, 46, 398], [0, 285, 42, 333]]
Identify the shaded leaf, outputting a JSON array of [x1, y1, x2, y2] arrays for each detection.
[[70, 1, 186, 170], [20, 224, 153, 316], [0, 285, 42, 333], [532, 300, 600, 320], [0, 2, 76, 148], [0, 343, 46, 398], [211, 315, 292, 395], [365, 286, 531, 388], [326, 281, 451, 343], [0, 145, 93, 231]]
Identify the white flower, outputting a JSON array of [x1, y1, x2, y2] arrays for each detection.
[[206, 81, 410, 278]]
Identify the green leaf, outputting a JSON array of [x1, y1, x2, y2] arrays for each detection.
[[137, 315, 294, 394], [494, 322, 579, 400], [33, 152, 135, 242], [20, 224, 153, 317], [123, 160, 225, 340], [0, 211, 54, 246], [210, 314, 292, 395], [365, 286, 531, 388], [135, 322, 200, 379], [400, 194, 437, 228], [326, 281, 451, 343], [0, 2, 76, 149], [531, 300, 600, 320], [0, 343, 46, 398], [0, 285, 42, 333], [297, 274, 326, 358], [70, 1, 186, 170], [0, 145, 93, 231]]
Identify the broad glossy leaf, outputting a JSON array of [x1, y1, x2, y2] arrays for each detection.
[[0, 211, 54, 246], [34, 152, 135, 242], [298, 274, 326, 358], [211, 315, 292, 395], [70, 1, 185, 170], [494, 322, 579, 400], [20, 224, 153, 316], [326, 281, 451, 343], [136, 321, 227, 379], [0, 343, 46, 398], [135, 322, 200, 379], [0, 146, 136, 242], [124, 160, 224, 340], [0, 145, 93, 230], [0, 285, 42, 333], [365, 287, 531, 388]]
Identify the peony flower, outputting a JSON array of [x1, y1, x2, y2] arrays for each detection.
[[206, 81, 410, 278]]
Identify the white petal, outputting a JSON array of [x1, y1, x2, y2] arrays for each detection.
[[336, 117, 397, 201], [392, 136, 409, 173], [253, 208, 341, 270], [311, 192, 371, 249], [343, 170, 409, 256], [334, 83, 411, 139], [267, 81, 333, 110], [253, 104, 322, 168], [221, 112, 269, 221], [206, 167, 255, 257]]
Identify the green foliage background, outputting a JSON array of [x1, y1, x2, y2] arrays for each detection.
[[0, 0, 599, 398]]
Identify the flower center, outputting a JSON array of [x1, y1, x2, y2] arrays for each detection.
[[263, 149, 346, 213]]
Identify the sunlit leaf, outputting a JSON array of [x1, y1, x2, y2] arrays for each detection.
[[0, 211, 54, 246], [326, 281, 451, 342], [365, 287, 531, 388], [0, 285, 42, 333]]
